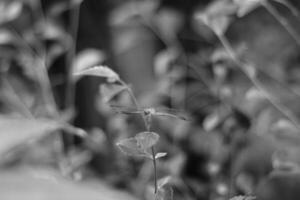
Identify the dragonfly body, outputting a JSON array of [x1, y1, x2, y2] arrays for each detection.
[[110, 105, 189, 121]]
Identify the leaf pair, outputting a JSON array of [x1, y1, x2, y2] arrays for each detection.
[[117, 132, 166, 159]]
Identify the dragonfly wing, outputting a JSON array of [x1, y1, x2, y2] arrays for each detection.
[[155, 112, 189, 121], [110, 105, 142, 115]]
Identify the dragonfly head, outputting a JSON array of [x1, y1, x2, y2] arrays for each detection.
[[143, 108, 156, 115]]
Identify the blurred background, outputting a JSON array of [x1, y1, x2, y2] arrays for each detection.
[[1, 0, 300, 199]]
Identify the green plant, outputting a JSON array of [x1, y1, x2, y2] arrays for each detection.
[[2, 0, 300, 199], [75, 65, 188, 200]]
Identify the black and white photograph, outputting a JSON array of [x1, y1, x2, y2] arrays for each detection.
[[0, 0, 300, 200]]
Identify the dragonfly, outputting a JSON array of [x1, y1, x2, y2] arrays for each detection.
[[110, 105, 190, 121]]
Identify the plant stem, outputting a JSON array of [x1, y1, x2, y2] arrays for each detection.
[[60, 2, 81, 155], [151, 146, 158, 194], [217, 33, 300, 131], [262, 1, 300, 46], [273, 0, 300, 22], [2, 76, 34, 118], [119, 80, 141, 110], [119, 79, 151, 129], [9, 27, 59, 117], [118, 79, 158, 194], [65, 2, 81, 112]]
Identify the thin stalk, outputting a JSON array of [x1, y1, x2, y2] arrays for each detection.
[[146, 114, 158, 195], [37, 0, 46, 23], [9, 27, 59, 117], [217, 33, 300, 130], [118, 79, 158, 194], [273, 0, 300, 23], [2, 77, 34, 119], [60, 3, 81, 155], [36, 0, 47, 60], [151, 146, 158, 194], [65, 3, 81, 111], [218, 33, 300, 199], [118, 80, 141, 110], [262, 1, 300, 46]]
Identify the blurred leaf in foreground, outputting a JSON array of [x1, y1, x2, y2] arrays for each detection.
[[194, 0, 237, 36], [0, 169, 136, 200], [0, 1, 23, 25], [0, 115, 61, 156], [233, 0, 262, 17], [230, 195, 256, 200]]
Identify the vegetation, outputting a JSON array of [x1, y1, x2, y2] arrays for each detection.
[[1, 0, 300, 200]]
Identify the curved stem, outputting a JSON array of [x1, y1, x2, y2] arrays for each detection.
[[2, 76, 34, 118], [118, 79, 158, 194], [273, 0, 300, 22], [262, 1, 300, 46], [9, 27, 59, 117], [118, 79, 149, 128], [217, 33, 300, 131]]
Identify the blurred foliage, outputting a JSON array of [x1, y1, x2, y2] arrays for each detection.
[[2, 0, 300, 200]]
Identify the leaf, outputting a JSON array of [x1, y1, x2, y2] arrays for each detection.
[[36, 20, 69, 41], [196, 14, 231, 36], [158, 176, 171, 189], [272, 149, 300, 172], [0, 169, 137, 200], [155, 152, 167, 159], [48, 0, 84, 16], [72, 0, 84, 5], [271, 119, 300, 147], [233, 0, 262, 17], [230, 195, 256, 200], [116, 138, 151, 158], [235, 174, 254, 194], [0, 29, 15, 45], [156, 187, 174, 200], [243, 63, 257, 78], [63, 125, 88, 138], [203, 112, 221, 131], [135, 132, 160, 149], [0, 1, 23, 25], [255, 108, 273, 136], [154, 49, 177, 76], [100, 84, 127, 103], [272, 119, 298, 133], [72, 49, 106, 75], [73, 65, 120, 83], [116, 132, 160, 158], [194, 0, 237, 36], [109, 0, 159, 26], [0, 116, 62, 156], [245, 87, 264, 101]]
